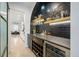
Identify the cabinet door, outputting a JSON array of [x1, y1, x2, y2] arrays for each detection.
[[44, 41, 70, 57], [27, 34, 32, 50]]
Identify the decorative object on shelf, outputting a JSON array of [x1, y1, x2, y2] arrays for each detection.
[[32, 14, 45, 25]]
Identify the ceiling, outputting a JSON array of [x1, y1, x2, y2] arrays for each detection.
[[9, 2, 36, 11], [8, 2, 36, 24]]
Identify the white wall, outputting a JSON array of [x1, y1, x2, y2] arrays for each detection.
[[24, 6, 35, 47], [71, 2, 79, 57], [8, 2, 36, 47], [23, 3, 36, 47]]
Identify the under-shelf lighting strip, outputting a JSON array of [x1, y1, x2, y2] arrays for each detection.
[[49, 20, 70, 25]]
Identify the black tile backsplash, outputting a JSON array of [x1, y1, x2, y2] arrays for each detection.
[[35, 23, 70, 39], [49, 23, 70, 39]]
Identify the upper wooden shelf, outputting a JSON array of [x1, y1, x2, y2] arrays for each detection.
[[32, 18, 45, 25], [32, 18, 44, 23], [44, 17, 70, 24]]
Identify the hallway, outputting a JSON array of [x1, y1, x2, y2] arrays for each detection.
[[8, 35, 35, 57]]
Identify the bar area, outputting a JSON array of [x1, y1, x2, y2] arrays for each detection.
[[29, 2, 70, 57]]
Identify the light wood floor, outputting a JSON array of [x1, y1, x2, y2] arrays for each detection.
[[8, 35, 35, 57]]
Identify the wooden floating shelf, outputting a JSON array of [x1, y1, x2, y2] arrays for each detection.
[[32, 19, 44, 25], [32, 19, 44, 23], [44, 17, 70, 24]]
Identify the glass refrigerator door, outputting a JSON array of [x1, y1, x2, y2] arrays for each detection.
[[0, 2, 8, 57], [0, 17, 7, 56]]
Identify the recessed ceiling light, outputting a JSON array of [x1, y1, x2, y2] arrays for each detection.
[[41, 5, 45, 10], [47, 9, 50, 12]]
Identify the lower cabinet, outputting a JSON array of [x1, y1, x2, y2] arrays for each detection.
[[31, 35, 70, 57], [32, 36, 44, 57], [44, 41, 70, 57]]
